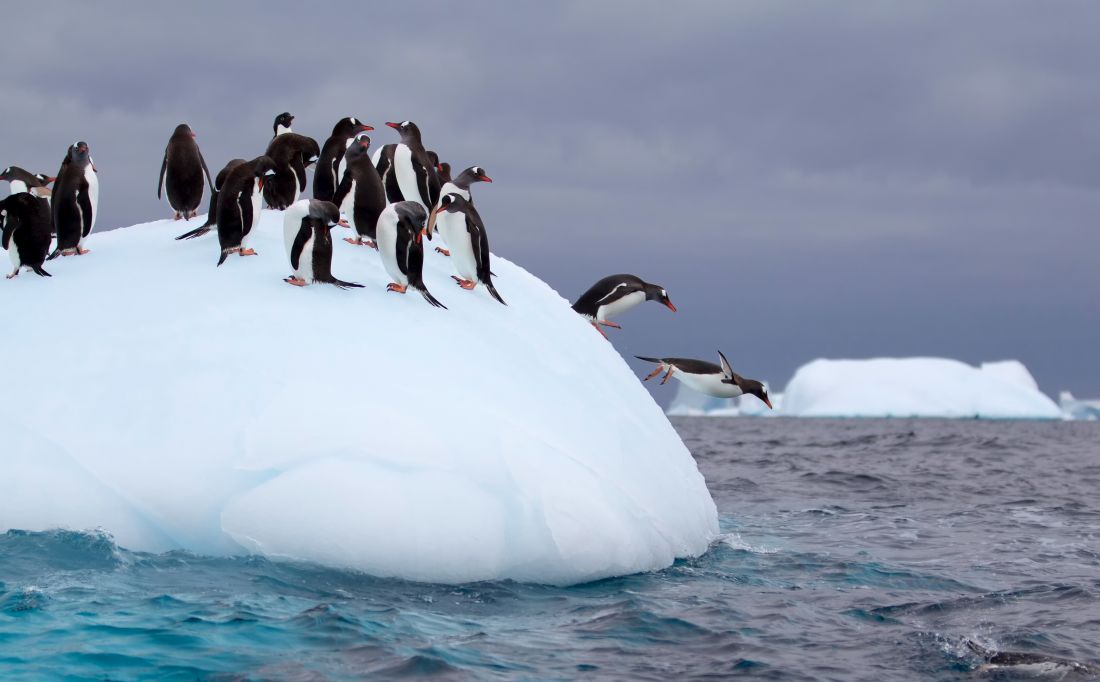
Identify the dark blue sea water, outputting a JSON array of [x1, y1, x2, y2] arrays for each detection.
[[2, 418, 1099, 681]]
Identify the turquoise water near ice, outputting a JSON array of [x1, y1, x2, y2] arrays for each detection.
[[2, 419, 1098, 680]]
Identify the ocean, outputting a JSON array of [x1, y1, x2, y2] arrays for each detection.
[[2, 418, 1098, 680]]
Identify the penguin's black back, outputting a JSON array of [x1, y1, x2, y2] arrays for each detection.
[[1, 192, 52, 267], [161, 127, 209, 213]]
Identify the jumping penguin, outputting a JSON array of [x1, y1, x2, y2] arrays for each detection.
[[175, 159, 246, 240], [216, 156, 277, 265], [49, 141, 98, 258], [282, 199, 362, 289], [634, 351, 773, 408], [1, 191, 52, 278], [375, 201, 445, 308], [435, 193, 505, 304], [158, 123, 213, 220], [314, 117, 372, 202], [333, 133, 386, 248], [571, 274, 676, 337]]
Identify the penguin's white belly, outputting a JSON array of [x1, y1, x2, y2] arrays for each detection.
[[674, 370, 742, 398], [371, 148, 382, 167], [84, 165, 99, 231], [439, 213, 477, 281], [376, 218, 406, 285], [598, 291, 646, 321], [250, 181, 263, 228], [393, 145, 423, 208], [340, 180, 357, 227], [7, 235, 20, 269], [294, 235, 315, 282], [9, 180, 28, 195]]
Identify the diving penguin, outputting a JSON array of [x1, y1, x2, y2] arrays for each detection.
[[571, 274, 676, 337], [634, 351, 773, 408]]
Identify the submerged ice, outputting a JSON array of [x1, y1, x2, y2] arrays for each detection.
[[0, 212, 718, 584]]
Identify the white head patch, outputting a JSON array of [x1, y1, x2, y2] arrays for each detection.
[[265, 169, 276, 176], [401, 120, 410, 127]]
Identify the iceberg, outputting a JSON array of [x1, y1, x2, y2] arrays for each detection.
[[0, 211, 718, 585], [781, 358, 1061, 419], [1060, 392, 1100, 421]]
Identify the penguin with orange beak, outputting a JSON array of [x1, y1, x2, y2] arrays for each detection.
[[635, 351, 773, 409], [571, 274, 676, 338]]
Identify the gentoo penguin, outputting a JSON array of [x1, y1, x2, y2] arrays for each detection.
[[571, 274, 676, 337], [635, 351, 773, 408], [175, 159, 245, 240], [0, 166, 52, 197], [272, 112, 294, 139], [333, 133, 386, 248], [264, 132, 320, 210], [373, 121, 437, 213], [314, 117, 372, 202], [49, 141, 98, 258], [216, 156, 277, 265], [282, 199, 362, 289], [429, 165, 492, 255], [157, 123, 213, 220], [375, 201, 445, 308], [436, 162, 452, 185], [0, 192, 52, 278], [964, 640, 1100, 677], [435, 193, 505, 304]]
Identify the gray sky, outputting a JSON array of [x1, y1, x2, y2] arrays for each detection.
[[2, 2, 1097, 400]]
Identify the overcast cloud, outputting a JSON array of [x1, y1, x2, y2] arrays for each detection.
[[2, 1, 1097, 400]]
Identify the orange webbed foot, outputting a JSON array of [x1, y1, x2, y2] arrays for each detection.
[[387, 283, 407, 294], [284, 276, 307, 287], [598, 320, 622, 329], [239, 248, 257, 256], [435, 247, 451, 256]]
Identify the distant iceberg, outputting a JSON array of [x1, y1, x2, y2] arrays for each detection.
[[665, 381, 780, 417], [781, 358, 1061, 419], [1060, 392, 1100, 421], [0, 211, 718, 585]]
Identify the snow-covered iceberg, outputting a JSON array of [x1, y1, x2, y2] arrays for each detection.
[[1060, 392, 1100, 421], [0, 211, 718, 585], [781, 358, 1061, 419]]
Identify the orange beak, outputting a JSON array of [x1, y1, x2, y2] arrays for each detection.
[[357, 124, 374, 132], [663, 299, 677, 312], [386, 122, 401, 130], [763, 396, 774, 410]]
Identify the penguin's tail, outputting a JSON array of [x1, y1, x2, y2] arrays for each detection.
[[634, 356, 662, 364], [46, 247, 61, 261], [217, 250, 229, 267], [418, 286, 447, 309], [175, 225, 212, 241], [485, 279, 507, 306], [330, 278, 364, 290], [31, 264, 51, 277]]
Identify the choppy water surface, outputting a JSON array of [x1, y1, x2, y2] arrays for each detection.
[[2, 418, 1099, 680]]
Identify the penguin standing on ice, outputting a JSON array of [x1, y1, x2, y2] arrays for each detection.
[[435, 194, 505, 304], [373, 121, 438, 213], [314, 117, 372, 202], [571, 274, 676, 337], [375, 201, 445, 308], [175, 159, 246, 240], [333, 133, 386, 248], [216, 156, 276, 265], [271, 112, 294, 139], [429, 165, 492, 255], [264, 132, 320, 210], [282, 199, 362, 289], [635, 351, 773, 408], [0, 191, 52, 278], [49, 141, 98, 258], [158, 123, 213, 220]]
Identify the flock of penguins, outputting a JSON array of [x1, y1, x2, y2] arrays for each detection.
[[0, 112, 772, 409]]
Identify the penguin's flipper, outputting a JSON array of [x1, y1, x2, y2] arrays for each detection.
[[157, 151, 167, 199], [198, 149, 213, 192], [77, 183, 94, 237], [289, 223, 310, 271], [46, 247, 61, 261], [717, 350, 735, 380], [217, 249, 229, 267], [332, 171, 352, 207], [634, 355, 663, 364]]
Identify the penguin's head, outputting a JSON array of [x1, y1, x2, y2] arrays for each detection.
[[251, 156, 278, 188], [34, 173, 56, 186], [734, 378, 772, 410], [69, 141, 91, 165], [308, 199, 342, 228], [0, 166, 45, 187], [385, 120, 420, 141], [437, 193, 468, 215], [644, 283, 676, 312], [437, 161, 452, 183], [173, 123, 195, 139], [395, 201, 428, 243], [470, 166, 492, 183], [332, 117, 373, 137], [454, 165, 493, 189], [302, 138, 322, 168]]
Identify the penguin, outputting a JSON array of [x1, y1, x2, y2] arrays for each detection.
[[429, 165, 492, 255], [0, 166, 52, 197], [216, 156, 277, 266], [375, 201, 445, 308], [0, 192, 52, 278], [272, 112, 294, 139], [48, 141, 98, 258], [436, 161, 452, 185], [175, 159, 245, 240], [435, 193, 505, 305], [333, 133, 386, 249], [571, 274, 676, 337], [373, 121, 437, 213], [634, 351, 773, 408], [282, 199, 362, 289], [158, 123, 213, 220], [964, 640, 1100, 677], [314, 117, 372, 202], [264, 132, 320, 210]]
